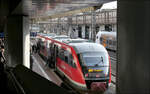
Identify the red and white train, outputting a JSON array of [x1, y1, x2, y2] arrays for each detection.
[[36, 34, 111, 92]]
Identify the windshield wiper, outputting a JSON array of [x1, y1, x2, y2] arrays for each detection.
[[94, 56, 104, 66], [101, 56, 104, 63]]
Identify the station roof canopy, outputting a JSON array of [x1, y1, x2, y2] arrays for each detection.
[[21, 0, 115, 20], [0, 0, 115, 31]]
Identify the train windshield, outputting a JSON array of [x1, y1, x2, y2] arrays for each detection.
[[80, 52, 109, 67]]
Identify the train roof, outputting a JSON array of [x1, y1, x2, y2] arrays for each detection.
[[46, 33, 56, 37], [53, 35, 70, 42], [37, 35, 108, 54], [69, 42, 107, 54], [96, 31, 116, 37], [53, 35, 70, 39], [62, 38, 91, 44], [38, 33, 56, 38]]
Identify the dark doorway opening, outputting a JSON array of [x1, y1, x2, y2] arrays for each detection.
[[78, 26, 82, 38]]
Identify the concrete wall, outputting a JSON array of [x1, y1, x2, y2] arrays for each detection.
[[23, 17, 30, 68], [117, 1, 150, 93], [5, 16, 23, 67], [4, 16, 30, 68]]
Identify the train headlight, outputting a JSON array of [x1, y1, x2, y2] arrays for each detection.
[[96, 74, 100, 78], [85, 73, 89, 77]]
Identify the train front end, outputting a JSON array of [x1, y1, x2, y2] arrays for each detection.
[[73, 43, 111, 92]]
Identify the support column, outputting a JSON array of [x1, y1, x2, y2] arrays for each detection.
[[82, 13, 86, 39], [23, 17, 30, 68], [57, 18, 60, 35], [91, 11, 96, 41], [67, 17, 72, 37], [89, 25, 92, 39], [117, 1, 150, 94], [4, 16, 30, 68], [81, 25, 85, 38]]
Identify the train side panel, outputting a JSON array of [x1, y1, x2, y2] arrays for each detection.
[[56, 46, 86, 90], [96, 31, 117, 51]]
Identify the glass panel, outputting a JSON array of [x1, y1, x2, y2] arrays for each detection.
[[81, 52, 109, 67]]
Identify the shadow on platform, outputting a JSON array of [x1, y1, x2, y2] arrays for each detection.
[[2, 64, 70, 94]]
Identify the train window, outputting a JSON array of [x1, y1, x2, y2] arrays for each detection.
[[109, 40, 112, 45], [58, 48, 65, 61], [72, 60, 76, 68], [64, 51, 69, 63], [47, 41, 50, 48], [100, 37, 103, 41], [65, 56, 68, 63], [55, 46, 59, 57], [68, 54, 73, 66], [100, 38, 103, 44], [82, 52, 109, 66], [69, 54, 76, 68], [77, 54, 81, 65], [41, 41, 45, 50], [78, 54, 87, 66], [106, 40, 109, 44]]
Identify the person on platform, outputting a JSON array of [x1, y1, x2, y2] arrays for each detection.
[[30, 47, 34, 70], [0, 45, 6, 73], [0, 44, 6, 92]]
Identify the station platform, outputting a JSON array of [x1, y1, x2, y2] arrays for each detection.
[[1, 60, 70, 94], [31, 53, 62, 86]]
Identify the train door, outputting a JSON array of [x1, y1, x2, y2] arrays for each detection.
[[54, 45, 58, 68], [54, 45, 56, 63], [100, 34, 107, 47], [40, 40, 45, 55], [49, 43, 55, 67]]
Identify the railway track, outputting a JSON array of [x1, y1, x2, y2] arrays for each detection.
[[110, 57, 116, 62], [108, 50, 116, 85], [111, 74, 116, 84]]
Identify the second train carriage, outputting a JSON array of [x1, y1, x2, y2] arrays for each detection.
[[37, 34, 111, 92], [96, 31, 117, 51]]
